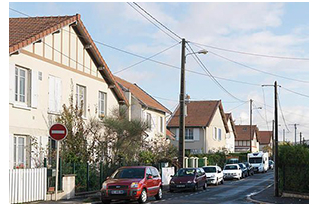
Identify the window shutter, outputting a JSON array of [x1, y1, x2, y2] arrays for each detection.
[[175, 128, 179, 141], [56, 78, 62, 112], [48, 76, 55, 112], [9, 63, 15, 104], [151, 114, 156, 130], [194, 128, 200, 141], [31, 69, 38, 108]]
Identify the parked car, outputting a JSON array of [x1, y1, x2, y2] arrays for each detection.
[[238, 163, 248, 178], [100, 166, 162, 204], [269, 160, 274, 170], [203, 165, 224, 185], [226, 158, 239, 164], [223, 164, 242, 180], [244, 162, 254, 176], [169, 168, 207, 192]]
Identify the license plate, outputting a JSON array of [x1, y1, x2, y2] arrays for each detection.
[[111, 190, 124, 194], [176, 185, 185, 188]]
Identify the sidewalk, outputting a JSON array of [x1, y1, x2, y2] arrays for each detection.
[[248, 185, 309, 204]]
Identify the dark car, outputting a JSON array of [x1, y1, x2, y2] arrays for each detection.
[[238, 163, 248, 178], [169, 168, 207, 192], [100, 166, 162, 204], [244, 162, 254, 176]]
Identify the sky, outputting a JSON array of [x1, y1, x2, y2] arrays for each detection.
[[9, 1, 310, 143]]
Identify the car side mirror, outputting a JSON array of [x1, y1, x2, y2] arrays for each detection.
[[147, 175, 153, 179]]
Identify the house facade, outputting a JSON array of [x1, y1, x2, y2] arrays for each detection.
[[258, 131, 273, 156], [167, 100, 229, 154], [9, 15, 127, 169], [225, 113, 237, 153], [234, 125, 260, 153], [115, 76, 171, 145]]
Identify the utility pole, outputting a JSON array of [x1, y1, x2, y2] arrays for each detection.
[[283, 129, 285, 142], [178, 38, 186, 168], [274, 81, 279, 197], [262, 81, 279, 197], [249, 99, 253, 153], [289, 124, 299, 145], [272, 120, 275, 159], [300, 132, 302, 145]]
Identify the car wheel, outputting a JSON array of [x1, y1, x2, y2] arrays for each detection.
[[169, 188, 174, 193], [203, 182, 207, 190], [138, 189, 148, 204], [101, 199, 111, 204], [193, 184, 198, 192], [155, 187, 162, 200]]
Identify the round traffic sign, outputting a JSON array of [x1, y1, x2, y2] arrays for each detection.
[[49, 123, 68, 141]]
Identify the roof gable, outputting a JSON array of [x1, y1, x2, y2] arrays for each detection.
[[225, 113, 237, 138], [167, 100, 229, 132], [235, 125, 259, 141], [258, 131, 272, 144], [115, 76, 171, 114], [9, 14, 128, 105]]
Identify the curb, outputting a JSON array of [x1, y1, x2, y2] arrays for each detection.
[[246, 184, 273, 204]]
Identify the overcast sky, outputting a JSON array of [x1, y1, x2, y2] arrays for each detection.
[[9, 1, 309, 142]]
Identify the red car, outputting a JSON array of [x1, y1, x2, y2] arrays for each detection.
[[100, 166, 162, 203], [169, 168, 207, 192]]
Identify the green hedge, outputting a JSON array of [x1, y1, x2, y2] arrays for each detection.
[[278, 143, 309, 194]]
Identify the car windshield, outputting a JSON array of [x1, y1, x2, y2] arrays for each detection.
[[175, 169, 196, 177], [249, 157, 262, 163], [203, 167, 216, 173], [112, 168, 145, 179], [224, 165, 238, 170], [238, 164, 245, 169]]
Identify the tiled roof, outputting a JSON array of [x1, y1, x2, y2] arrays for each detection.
[[225, 113, 237, 138], [166, 129, 175, 141], [115, 76, 171, 114], [9, 15, 77, 54], [167, 100, 229, 132], [235, 125, 259, 141], [9, 14, 128, 106], [258, 131, 272, 144]]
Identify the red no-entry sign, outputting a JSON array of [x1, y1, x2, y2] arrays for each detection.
[[49, 123, 68, 141]]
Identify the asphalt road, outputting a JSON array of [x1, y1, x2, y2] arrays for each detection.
[[96, 170, 274, 204]]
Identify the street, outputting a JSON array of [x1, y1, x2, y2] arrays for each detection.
[[95, 171, 273, 204]]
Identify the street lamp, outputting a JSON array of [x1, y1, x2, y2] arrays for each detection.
[[178, 39, 207, 168]]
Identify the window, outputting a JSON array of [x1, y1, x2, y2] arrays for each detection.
[[235, 141, 239, 146], [146, 113, 152, 130], [13, 135, 27, 168], [49, 75, 62, 113], [185, 128, 194, 140], [239, 141, 243, 146], [214, 127, 218, 140], [98, 91, 107, 118], [146, 168, 152, 177], [150, 167, 160, 178], [15, 66, 30, 104], [218, 128, 222, 141], [76, 84, 86, 116]]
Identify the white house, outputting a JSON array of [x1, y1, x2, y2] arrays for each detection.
[[167, 100, 230, 154], [9, 14, 128, 169], [115, 76, 171, 146], [225, 113, 237, 153]]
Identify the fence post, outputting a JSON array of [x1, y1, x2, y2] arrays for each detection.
[[59, 157, 62, 191], [86, 162, 89, 192], [73, 162, 75, 174], [282, 165, 285, 192]]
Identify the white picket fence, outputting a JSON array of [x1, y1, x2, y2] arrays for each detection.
[[9, 168, 47, 204]]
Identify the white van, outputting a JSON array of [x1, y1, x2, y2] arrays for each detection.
[[247, 152, 269, 173]]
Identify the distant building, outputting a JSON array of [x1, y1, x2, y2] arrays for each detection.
[[234, 125, 260, 153], [258, 131, 273, 156], [167, 100, 229, 154]]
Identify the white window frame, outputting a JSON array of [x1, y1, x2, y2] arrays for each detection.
[[13, 135, 27, 168], [98, 91, 107, 118], [160, 116, 164, 133], [14, 66, 30, 105], [218, 128, 222, 141], [213, 127, 217, 140], [146, 113, 152, 130], [76, 84, 87, 117], [48, 75, 62, 113], [185, 128, 194, 140]]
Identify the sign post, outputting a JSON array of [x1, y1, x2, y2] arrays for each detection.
[[49, 123, 68, 201]]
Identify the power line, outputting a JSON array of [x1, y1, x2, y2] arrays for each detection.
[[186, 42, 246, 102], [192, 44, 309, 84], [113, 41, 181, 74], [191, 41, 309, 61], [127, 2, 180, 42], [227, 101, 249, 112], [280, 86, 309, 98], [253, 102, 270, 132], [131, 2, 182, 41]]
